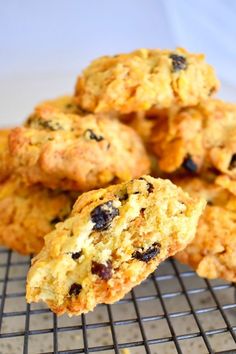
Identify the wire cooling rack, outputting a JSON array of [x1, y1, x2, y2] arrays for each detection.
[[0, 247, 236, 354]]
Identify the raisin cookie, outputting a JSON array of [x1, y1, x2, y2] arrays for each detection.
[[150, 99, 236, 177], [75, 48, 219, 114], [9, 104, 150, 191], [175, 177, 236, 282], [26, 175, 205, 316], [0, 177, 76, 255]]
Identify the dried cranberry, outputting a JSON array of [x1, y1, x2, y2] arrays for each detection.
[[169, 54, 187, 72], [71, 251, 82, 260], [84, 129, 104, 142], [91, 260, 112, 280], [229, 154, 236, 170], [69, 283, 82, 296], [182, 155, 197, 173], [132, 242, 161, 263], [91, 201, 119, 231]]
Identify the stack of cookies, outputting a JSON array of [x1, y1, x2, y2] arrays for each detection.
[[1, 47, 233, 316]]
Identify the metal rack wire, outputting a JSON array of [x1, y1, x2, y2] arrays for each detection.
[[0, 246, 236, 354]]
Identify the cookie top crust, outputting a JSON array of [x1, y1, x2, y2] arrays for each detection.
[[8, 99, 150, 191], [0, 129, 12, 182], [150, 99, 236, 177], [75, 48, 219, 114]]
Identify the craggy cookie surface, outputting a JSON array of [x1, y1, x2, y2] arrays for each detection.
[[75, 48, 219, 114], [26, 175, 205, 316], [9, 100, 150, 191], [150, 99, 236, 177], [0, 129, 12, 182], [175, 177, 236, 282], [0, 177, 75, 255]]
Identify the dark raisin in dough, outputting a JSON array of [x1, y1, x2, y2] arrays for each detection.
[[182, 155, 197, 173], [118, 192, 129, 201], [139, 177, 154, 193], [132, 242, 161, 262], [84, 129, 104, 142], [27, 117, 63, 131], [50, 216, 62, 225], [229, 154, 236, 170], [169, 54, 187, 72], [91, 201, 119, 231], [69, 283, 82, 296], [147, 182, 154, 193], [140, 208, 146, 217], [71, 251, 82, 260], [91, 260, 112, 280]]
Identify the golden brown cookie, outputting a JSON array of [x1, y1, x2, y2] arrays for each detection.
[[175, 177, 236, 282], [150, 99, 236, 177], [0, 129, 12, 182], [9, 102, 150, 191], [75, 48, 219, 114], [31, 95, 81, 115], [26, 175, 205, 316], [0, 177, 76, 255]]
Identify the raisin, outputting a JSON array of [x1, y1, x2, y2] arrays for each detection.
[[229, 154, 236, 170], [71, 251, 82, 260], [28, 117, 63, 131], [140, 208, 146, 217], [182, 155, 197, 173], [118, 192, 129, 201], [169, 54, 187, 72], [91, 260, 112, 280], [50, 217, 61, 225], [69, 283, 82, 296], [139, 177, 154, 193], [207, 200, 213, 206], [84, 129, 104, 142], [132, 242, 161, 263], [147, 183, 154, 193], [91, 201, 119, 231]]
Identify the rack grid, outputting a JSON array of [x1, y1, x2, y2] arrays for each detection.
[[0, 246, 236, 354]]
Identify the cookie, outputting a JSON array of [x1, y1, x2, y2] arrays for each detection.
[[175, 177, 236, 282], [75, 48, 219, 114], [26, 175, 205, 316], [150, 99, 236, 177], [118, 111, 156, 142], [215, 174, 236, 196], [0, 129, 12, 182], [9, 103, 150, 191], [27, 95, 89, 118], [0, 177, 76, 255]]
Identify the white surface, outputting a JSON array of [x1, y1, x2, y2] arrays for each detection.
[[1, 0, 236, 125]]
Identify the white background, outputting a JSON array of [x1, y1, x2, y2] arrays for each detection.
[[1, 0, 236, 126]]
